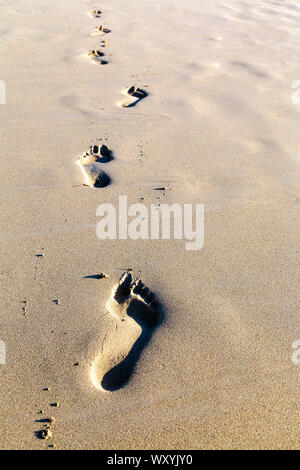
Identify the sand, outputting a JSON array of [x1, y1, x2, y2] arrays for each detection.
[[0, 0, 300, 450]]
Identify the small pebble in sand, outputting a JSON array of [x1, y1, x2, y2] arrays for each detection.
[[153, 187, 171, 191], [99, 272, 109, 279]]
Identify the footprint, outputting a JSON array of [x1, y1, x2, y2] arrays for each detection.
[[89, 9, 102, 18], [88, 49, 108, 65], [91, 25, 111, 36], [77, 145, 112, 187], [90, 272, 162, 391], [117, 86, 148, 108]]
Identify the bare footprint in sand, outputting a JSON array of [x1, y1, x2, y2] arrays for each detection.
[[91, 272, 162, 391], [77, 145, 113, 187], [91, 25, 111, 36], [118, 85, 148, 108], [89, 9, 102, 18], [88, 49, 108, 65]]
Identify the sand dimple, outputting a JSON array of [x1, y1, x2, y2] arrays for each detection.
[[118, 85, 148, 108], [77, 145, 113, 187], [90, 272, 162, 391]]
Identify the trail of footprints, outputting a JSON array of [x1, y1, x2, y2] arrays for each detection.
[[79, 7, 148, 187], [88, 9, 110, 65], [76, 6, 160, 393]]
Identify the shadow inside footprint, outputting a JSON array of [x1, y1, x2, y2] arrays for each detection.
[[94, 172, 110, 187], [101, 298, 162, 391]]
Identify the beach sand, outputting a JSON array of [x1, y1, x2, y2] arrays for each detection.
[[0, 0, 299, 449]]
